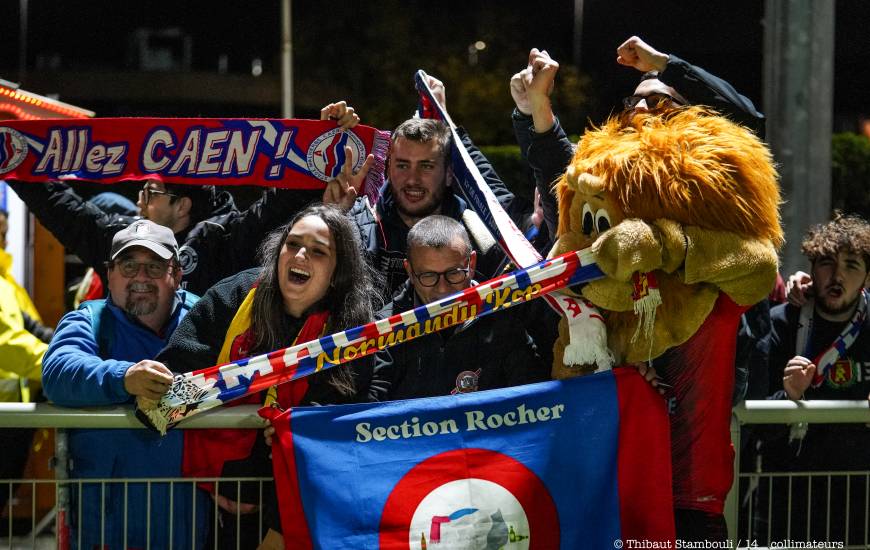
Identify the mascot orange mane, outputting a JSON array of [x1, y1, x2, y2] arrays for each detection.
[[552, 106, 781, 375], [550, 106, 781, 519]]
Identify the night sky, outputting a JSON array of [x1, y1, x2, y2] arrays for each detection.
[[1, 1, 867, 134]]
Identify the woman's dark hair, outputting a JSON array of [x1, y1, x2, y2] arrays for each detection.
[[250, 203, 380, 395]]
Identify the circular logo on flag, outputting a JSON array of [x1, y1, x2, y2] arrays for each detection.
[[0, 127, 29, 175], [380, 448, 559, 549], [306, 128, 365, 182]]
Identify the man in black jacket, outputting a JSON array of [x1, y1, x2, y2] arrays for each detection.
[[369, 215, 548, 401], [9, 101, 359, 297], [759, 214, 870, 544], [510, 36, 765, 243]]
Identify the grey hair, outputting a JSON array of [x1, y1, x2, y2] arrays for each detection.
[[406, 215, 471, 263]]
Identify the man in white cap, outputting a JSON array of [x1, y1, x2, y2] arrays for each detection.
[[41, 219, 204, 550]]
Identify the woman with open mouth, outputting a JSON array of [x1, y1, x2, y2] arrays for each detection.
[[155, 203, 381, 549]]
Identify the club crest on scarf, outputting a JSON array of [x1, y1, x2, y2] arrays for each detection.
[[0, 118, 389, 194], [451, 369, 482, 395], [0, 127, 29, 174], [307, 127, 367, 181]]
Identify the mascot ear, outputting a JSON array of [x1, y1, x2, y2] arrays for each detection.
[[556, 167, 577, 237]]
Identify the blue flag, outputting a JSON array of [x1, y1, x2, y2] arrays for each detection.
[[264, 369, 675, 549]]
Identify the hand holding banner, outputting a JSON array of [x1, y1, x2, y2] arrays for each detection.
[[138, 248, 603, 434]]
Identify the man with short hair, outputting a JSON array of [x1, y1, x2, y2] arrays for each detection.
[[326, 77, 532, 298], [42, 219, 204, 549], [760, 213, 870, 543], [368, 215, 548, 400], [8, 100, 359, 296]]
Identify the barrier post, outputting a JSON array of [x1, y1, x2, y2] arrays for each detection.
[[54, 428, 70, 550]]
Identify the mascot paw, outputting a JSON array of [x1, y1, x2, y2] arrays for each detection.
[[592, 218, 663, 281]]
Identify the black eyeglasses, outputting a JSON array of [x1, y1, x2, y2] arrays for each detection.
[[412, 263, 471, 287], [138, 187, 178, 205], [107, 258, 173, 278], [622, 92, 686, 110]]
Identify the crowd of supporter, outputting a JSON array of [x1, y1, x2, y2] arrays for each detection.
[[0, 35, 867, 549]]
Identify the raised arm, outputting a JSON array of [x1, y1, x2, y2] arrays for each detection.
[[510, 48, 573, 238], [617, 36, 765, 135]]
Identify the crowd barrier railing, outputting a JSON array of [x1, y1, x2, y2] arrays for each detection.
[[0, 403, 265, 550], [2, 401, 869, 549], [729, 399, 870, 549]]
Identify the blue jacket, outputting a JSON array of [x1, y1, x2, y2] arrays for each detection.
[[42, 290, 205, 549]]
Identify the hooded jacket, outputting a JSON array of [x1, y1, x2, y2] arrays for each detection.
[[0, 248, 47, 402]]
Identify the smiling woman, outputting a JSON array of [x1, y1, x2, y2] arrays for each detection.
[[155, 203, 382, 548]]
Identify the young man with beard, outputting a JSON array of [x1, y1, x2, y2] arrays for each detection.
[[327, 77, 528, 298], [41, 219, 205, 549], [760, 213, 870, 544]]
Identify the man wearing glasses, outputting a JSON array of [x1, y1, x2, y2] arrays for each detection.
[[367, 215, 548, 401], [41, 219, 205, 549]]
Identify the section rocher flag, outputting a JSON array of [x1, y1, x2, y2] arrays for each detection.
[[263, 369, 675, 549]]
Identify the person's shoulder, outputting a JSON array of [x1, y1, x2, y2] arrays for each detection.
[[348, 195, 377, 225], [209, 268, 260, 296], [769, 301, 800, 334], [377, 282, 414, 320]]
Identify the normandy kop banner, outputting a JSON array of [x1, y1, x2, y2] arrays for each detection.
[[262, 370, 675, 549], [0, 118, 390, 201]]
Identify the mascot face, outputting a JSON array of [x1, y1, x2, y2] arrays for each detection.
[[564, 170, 623, 244], [550, 106, 783, 372]]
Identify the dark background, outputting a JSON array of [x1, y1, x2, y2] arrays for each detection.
[[1, 1, 868, 144]]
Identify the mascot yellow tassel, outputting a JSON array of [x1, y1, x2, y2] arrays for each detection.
[[549, 106, 781, 523]]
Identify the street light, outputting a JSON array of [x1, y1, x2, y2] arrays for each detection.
[[468, 40, 486, 66]]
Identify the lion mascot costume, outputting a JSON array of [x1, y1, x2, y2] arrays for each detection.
[[551, 106, 781, 532]]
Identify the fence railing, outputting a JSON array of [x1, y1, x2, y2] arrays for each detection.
[[2, 401, 869, 549], [729, 399, 870, 549]]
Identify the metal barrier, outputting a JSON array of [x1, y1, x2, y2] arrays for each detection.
[[0, 404, 266, 550], [729, 400, 870, 549], [2, 401, 869, 548]]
